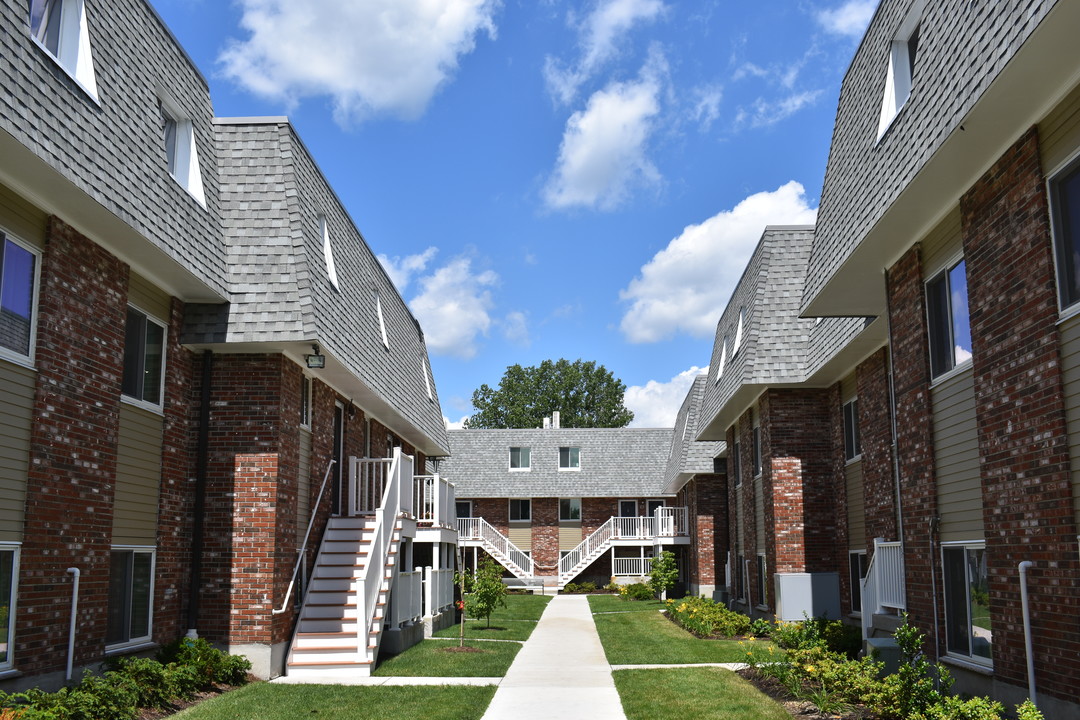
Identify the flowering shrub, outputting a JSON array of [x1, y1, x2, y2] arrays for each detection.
[[618, 582, 655, 601], [771, 615, 861, 658], [665, 596, 751, 637]]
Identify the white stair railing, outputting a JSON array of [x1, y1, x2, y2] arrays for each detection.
[[457, 517, 535, 578], [558, 517, 615, 581], [392, 569, 423, 628], [873, 538, 906, 610], [349, 458, 393, 516]]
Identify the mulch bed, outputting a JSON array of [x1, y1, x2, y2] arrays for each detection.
[[136, 679, 252, 720], [437, 645, 485, 653]]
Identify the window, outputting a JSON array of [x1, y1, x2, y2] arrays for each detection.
[[926, 259, 972, 378], [1050, 157, 1080, 309], [849, 551, 868, 614], [0, 544, 18, 670], [422, 356, 432, 400], [618, 500, 637, 517], [318, 216, 338, 291], [509, 499, 531, 522], [106, 547, 154, 648], [158, 97, 206, 206], [374, 291, 388, 347], [27, 0, 98, 99], [752, 424, 762, 477], [877, 1, 923, 139], [299, 375, 311, 428], [455, 500, 472, 519], [0, 233, 39, 361], [559, 498, 581, 522], [733, 439, 742, 487], [715, 334, 728, 383], [843, 398, 861, 461], [122, 306, 166, 409], [942, 543, 991, 664], [559, 446, 580, 470], [733, 307, 745, 354], [735, 553, 746, 602], [756, 554, 767, 608], [646, 499, 664, 517], [509, 446, 531, 470]]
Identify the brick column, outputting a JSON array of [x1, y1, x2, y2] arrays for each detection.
[[858, 348, 898, 544], [18, 218, 127, 675], [531, 498, 558, 576], [961, 127, 1080, 701]]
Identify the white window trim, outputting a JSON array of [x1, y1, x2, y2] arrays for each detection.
[[508, 447, 531, 472], [733, 436, 742, 488], [105, 545, 156, 653], [558, 446, 581, 471], [925, 256, 973, 383], [618, 499, 638, 518], [732, 307, 745, 355], [455, 499, 473, 518], [0, 231, 41, 368], [157, 94, 206, 207], [0, 542, 20, 672], [715, 335, 728, 383], [755, 552, 768, 610], [1048, 149, 1080, 315], [27, 0, 99, 101], [422, 356, 432, 401], [876, 0, 924, 141], [848, 549, 867, 616], [752, 424, 762, 478], [508, 498, 531, 522], [940, 540, 992, 668], [121, 304, 168, 415]]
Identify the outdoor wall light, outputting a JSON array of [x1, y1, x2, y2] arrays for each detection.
[[305, 344, 326, 369]]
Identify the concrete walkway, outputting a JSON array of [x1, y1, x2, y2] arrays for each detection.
[[481, 594, 626, 720]]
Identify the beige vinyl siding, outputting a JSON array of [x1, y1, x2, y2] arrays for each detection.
[[846, 460, 866, 550], [1039, 81, 1080, 174], [754, 476, 765, 550], [840, 372, 857, 401], [112, 403, 164, 545], [735, 485, 745, 554], [559, 524, 582, 551], [296, 429, 313, 543], [1057, 314, 1080, 527], [0, 183, 47, 250], [0, 362, 35, 542], [931, 369, 984, 543], [921, 208, 963, 277], [127, 271, 171, 321], [508, 525, 531, 552]]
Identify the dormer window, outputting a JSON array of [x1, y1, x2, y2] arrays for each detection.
[[375, 291, 388, 348], [158, 97, 206, 206], [320, 215, 338, 290], [877, 1, 924, 140], [28, 0, 98, 100], [732, 307, 745, 355], [715, 334, 728, 383]]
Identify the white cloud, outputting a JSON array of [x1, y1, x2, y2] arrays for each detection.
[[218, 0, 499, 125], [816, 0, 877, 38], [378, 247, 438, 291], [619, 181, 817, 343], [625, 366, 708, 428], [690, 85, 722, 131], [444, 415, 469, 430], [736, 90, 823, 128], [501, 311, 530, 346], [408, 257, 497, 359], [543, 0, 666, 105], [544, 54, 665, 211]]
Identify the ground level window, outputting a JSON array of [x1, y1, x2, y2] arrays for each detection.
[[942, 543, 991, 664], [755, 553, 767, 607], [0, 544, 18, 669], [559, 498, 581, 521], [509, 499, 531, 522], [106, 548, 154, 648], [735, 553, 746, 602], [849, 551, 868, 613]]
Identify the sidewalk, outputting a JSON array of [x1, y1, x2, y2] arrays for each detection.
[[481, 594, 626, 720]]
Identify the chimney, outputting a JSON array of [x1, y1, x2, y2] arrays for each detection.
[[552, 411, 560, 429], [543, 416, 551, 429]]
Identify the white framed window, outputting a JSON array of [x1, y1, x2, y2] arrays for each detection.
[[755, 553, 767, 608], [926, 258, 971, 379], [558, 446, 580, 470], [0, 543, 19, 671], [421, 356, 432, 400], [848, 550, 868, 614], [106, 546, 155, 651], [843, 398, 862, 462], [732, 307, 745, 355], [1049, 154, 1080, 310], [509, 498, 531, 522], [735, 553, 747, 602], [559, 498, 581, 522], [0, 232, 40, 364], [374, 291, 388, 348], [299, 375, 312, 429], [509, 446, 530, 471], [27, 0, 98, 100], [618, 499, 637, 517], [158, 96, 206, 206], [122, 306, 166, 411], [646, 499, 664, 516], [752, 424, 762, 477], [941, 542, 991, 666], [455, 500, 473, 519], [715, 334, 728, 383], [877, 0, 923, 139], [320, 215, 338, 291]]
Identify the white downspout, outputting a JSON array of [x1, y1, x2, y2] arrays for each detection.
[[66, 567, 80, 682], [1018, 560, 1037, 707]]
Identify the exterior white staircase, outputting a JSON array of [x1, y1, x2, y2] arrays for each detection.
[[558, 509, 689, 587], [457, 517, 536, 582]]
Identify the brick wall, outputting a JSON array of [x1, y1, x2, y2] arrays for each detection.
[[961, 127, 1080, 701], [531, 498, 558, 576], [470, 498, 509, 535], [679, 474, 727, 591], [18, 217, 127, 675], [858, 348, 898, 544], [583, 497, 617, 537], [826, 380, 854, 616], [886, 244, 940, 644]]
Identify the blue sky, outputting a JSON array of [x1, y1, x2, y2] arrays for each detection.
[[150, 0, 877, 428]]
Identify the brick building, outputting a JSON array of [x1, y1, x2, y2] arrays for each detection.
[[1, 0, 451, 686]]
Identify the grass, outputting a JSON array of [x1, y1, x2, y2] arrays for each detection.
[[433, 592, 552, 642], [373, 639, 520, 677], [592, 604, 765, 664], [614, 667, 792, 720], [587, 595, 665, 614], [172, 682, 495, 720]]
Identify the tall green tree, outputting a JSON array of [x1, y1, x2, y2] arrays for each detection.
[[465, 358, 634, 429]]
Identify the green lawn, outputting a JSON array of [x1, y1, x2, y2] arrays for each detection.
[[592, 605, 763, 664], [483, 592, 552, 621], [373, 639, 520, 677], [432, 593, 552, 641], [172, 682, 495, 720], [614, 667, 791, 720], [587, 595, 665, 614]]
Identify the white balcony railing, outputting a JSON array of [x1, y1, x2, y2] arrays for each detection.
[[393, 569, 423, 627], [861, 537, 906, 638], [423, 566, 454, 617], [457, 517, 534, 578], [613, 557, 651, 576], [413, 474, 456, 527]]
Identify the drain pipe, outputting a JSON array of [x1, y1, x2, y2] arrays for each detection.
[[65, 567, 80, 682], [187, 350, 213, 639], [1019, 560, 1037, 707], [928, 516, 941, 678]]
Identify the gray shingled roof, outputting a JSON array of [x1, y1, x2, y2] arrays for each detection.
[[443, 427, 675, 499], [663, 375, 724, 493]]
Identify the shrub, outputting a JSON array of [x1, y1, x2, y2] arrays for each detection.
[[749, 617, 773, 637], [562, 581, 597, 594], [603, 582, 620, 593], [864, 617, 947, 720], [666, 596, 752, 637], [771, 615, 862, 658], [1015, 700, 1044, 720], [105, 656, 173, 709], [619, 583, 655, 601], [648, 551, 678, 598], [157, 637, 252, 689]]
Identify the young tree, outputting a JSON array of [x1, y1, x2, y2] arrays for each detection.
[[465, 557, 508, 628], [465, 358, 634, 429], [648, 551, 678, 600]]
